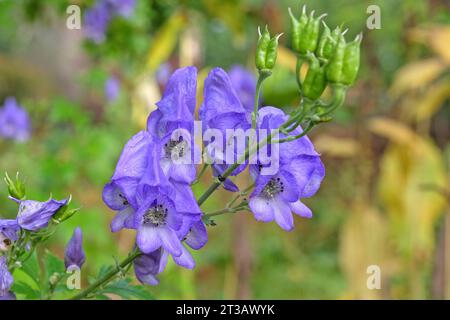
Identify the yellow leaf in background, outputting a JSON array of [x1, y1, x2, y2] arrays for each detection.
[[339, 204, 389, 299], [145, 11, 186, 72], [131, 76, 160, 129], [413, 78, 450, 122], [375, 121, 447, 297], [389, 59, 446, 98], [314, 135, 359, 158], [409, 26, 450, 65]]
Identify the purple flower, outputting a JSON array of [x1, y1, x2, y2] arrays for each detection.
[[84, 2, 111, 43], [147, 66, 199, 184], [248, 107, 325, 230], [107, 0, 136, 17], [64, 227, 86, 269], [199, 67, 252, 191], [134, 248, 168, 286], [105, 76, 120, 103], [0, 219, 19, 252], [103, 131, 153, 232], [0, 97, 31, 142], [10, 197, 69, 232], [0, 256, 14, 300], [229, 65, 258, 112]]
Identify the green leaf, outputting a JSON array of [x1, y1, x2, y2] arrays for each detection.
[[19, 251, 41, 288], [11, 281, 40, 299], [96, 278, 155, 300]]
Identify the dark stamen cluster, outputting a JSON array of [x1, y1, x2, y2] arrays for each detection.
[[143, 204, 168, 226], [262, 177, 284, 199]]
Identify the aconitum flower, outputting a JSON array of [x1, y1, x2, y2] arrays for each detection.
[[84, 2, 111, 43], [64, 227, 86, 269], [147, 66, 198, 184], [134, 248, 168, 286], [229, 65, 258, 112], [0, 256, 14, 300], [199, 67, 252, 191], [103, 131, 153, 232], [105, 76, 120, 103], [10, 197, 69, 232], [248, 108, 325, 231], [0, 219, 19, 252], [107, 0, 136, 17], [0, 97, 31, 142]]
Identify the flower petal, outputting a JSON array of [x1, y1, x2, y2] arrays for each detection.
[[137, 225, 161, 254]]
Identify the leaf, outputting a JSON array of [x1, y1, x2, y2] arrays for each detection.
[[11, 281, 40, 299], [314, 135, 359, 158], [95, 278, 155, 300], [413, 78, 450, 122], [19, 251, 41, 288], [45, 250, 65, 278], [389, 59, 446, 98]]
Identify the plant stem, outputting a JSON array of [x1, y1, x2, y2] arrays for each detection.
[[69, 249, 141, 300], [203, 204, 248, 219], [251, 71, 270, 129], [192, 164, 209, 185]]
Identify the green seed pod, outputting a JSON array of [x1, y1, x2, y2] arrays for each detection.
[[255, 26, 271, 70], [299, 11, 327, 54], [321, 26, 342, 60], [265, 33, 282, 69], [303, 53, 327, 100], [341, 34, 362, 86], [288, 6, 308, 53], [326, 32, 346, 84], [316, 22, 331, 59]]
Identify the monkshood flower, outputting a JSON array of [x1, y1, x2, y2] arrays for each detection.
[[229, 65, 258, 112], [134, 218, 208, 286], [105, 76, 120, 103], [147, 66, 198, 184], [0, 256, 14, 300], [10, 197, 69, 232], [84, 0, 136, 43], [199, 67, 252, 192], [103, 131, 153, 232], [248, 108, 325, 231], [64, 227, 86, 269], [134, 248, 167, 286], [0, 219, 19, 252], [107, 0, 136, 17], [84, 1, 111, 43], [0, 97, 31, 142]]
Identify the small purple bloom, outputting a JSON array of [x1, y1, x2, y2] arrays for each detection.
[[199, 67, 251, 191], [0, 97, 31, 142], [0, 256, 14, 300], [11, 197, 69, 232], [229, 65, 258, 112], [84, 2, 111, 43], [64, 227, 86, 269], [134, 248, 168, 286], [107, 0, 136, 17], [105, 76, 120, 103], [248, 106, 325, 231], [0, 219, 19, 252]]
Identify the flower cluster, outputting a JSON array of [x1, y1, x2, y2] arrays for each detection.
[[0, 174, 84, 299], [0, 97, 31, 142], [84, 0, 136, 43]]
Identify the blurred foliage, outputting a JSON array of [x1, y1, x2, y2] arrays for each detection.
[[0, 0, 449, 299]]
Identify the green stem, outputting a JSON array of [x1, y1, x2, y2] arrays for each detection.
[[203, 203, 248, 219], [251, 71, 270, 129], [295, 56, 305, 93], [273, 122, 314, 143], [318, 85, 346, 117], [69, 249, 141, 300], [192, 164, 209, 185]]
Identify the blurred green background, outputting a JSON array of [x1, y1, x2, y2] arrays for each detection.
[[0, 0, 449, 299]]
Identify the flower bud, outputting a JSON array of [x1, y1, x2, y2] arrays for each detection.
[[303, 53, 327, 100], [255, 26, 282, 71], [341, 33, 362, 86], [4, 172, 25, 200], [289, 6, 326, 55], [64, 227, 86, 269], [325, 31, 346, 84]]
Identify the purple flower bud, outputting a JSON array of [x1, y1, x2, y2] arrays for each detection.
[[84, 2, 111, 43], [64, 227, 86, 269], [0, 97, 31, 142], [105, 76, 120, 103], [134, 248, 168, 286], [0, 219, 19, 252], [11, 197, 69, 232], [0, 256, 14, 300], [107, 0, 136, 17]]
